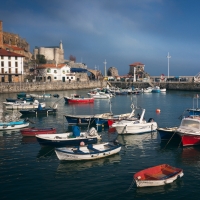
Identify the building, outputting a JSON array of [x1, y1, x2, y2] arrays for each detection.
[[33, 41, 64, 64], [0, 48, 24, 82]]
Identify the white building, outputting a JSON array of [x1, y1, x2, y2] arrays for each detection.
[[0, 48, 24, 82], [36, 63, 76, 82]]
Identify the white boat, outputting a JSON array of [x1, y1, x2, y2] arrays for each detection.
[[36, 127, 101, 147], [134, 164, 184, 187], [160, 88, 166, 92], [55, 141, 121, 161], [88, 92, 111, 99], [0, 119, 29, 130], [30, 93, 51, 98], [143, 87, 152, 93], [3, 100, 46, 110], [151, 86, 161, 93], [112, 109, 157, 134]]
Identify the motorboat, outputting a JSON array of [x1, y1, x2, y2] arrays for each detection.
[[177, 116, 200, 146], [36, 127, 101, 147], [143, 87, 152, 93], [134, 164, 184, 187], [0, 119, 29, 130], [151, 86, 161, 93], [88, 92, 111, 99], [64, 94, 94, 103], [157, 127, 180, 140], [3, 99, 46, 110], [55, 141, 121, 160], [112, 109, 157, 134]]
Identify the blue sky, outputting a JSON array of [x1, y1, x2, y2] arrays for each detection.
[[0, 0, 200, 76]]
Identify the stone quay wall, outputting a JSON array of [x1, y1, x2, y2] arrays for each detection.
[[111, 81, 200, 91], [0, 81, 106, 94]]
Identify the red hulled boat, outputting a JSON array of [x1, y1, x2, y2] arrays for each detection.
[[20, 127, 56, 137], [177, 116, 200, 146], [64, 94, 94, 104]]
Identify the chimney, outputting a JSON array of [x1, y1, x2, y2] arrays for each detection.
[[0, 20, 3, 48]]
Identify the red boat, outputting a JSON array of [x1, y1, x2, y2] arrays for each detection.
[[177, 116, 200, 146], [20, 127, 56, 137], [64, 94, 94, 104], [134, 164, 184, 187]]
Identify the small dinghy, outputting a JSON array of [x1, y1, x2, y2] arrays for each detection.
[[134, 164, 184, 187], [36, 126, 101, 147], [55, 141, 121, 161], [0, 119, 29, 130], [20, 127, 56, 137]]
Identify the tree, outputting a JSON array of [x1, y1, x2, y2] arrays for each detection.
[[69, 55, 76, 62], [36, 54, 47, 64]]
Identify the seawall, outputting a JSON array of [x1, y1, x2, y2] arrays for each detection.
[[0, 81, 106, 94]]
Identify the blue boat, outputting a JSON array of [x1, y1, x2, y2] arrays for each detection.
[[152, 86, 161, 93], [6, 97, 35, 102], [157, 127, 180, 140], [65, 115, 95, 126], [17, 92, 27, 99], [0, 119, 29, 130], [35, 126, 101, 147]]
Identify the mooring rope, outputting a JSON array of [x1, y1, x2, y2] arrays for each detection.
[[126, 179, 136, 192]]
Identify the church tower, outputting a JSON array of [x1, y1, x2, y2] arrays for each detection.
[[0, 20, 3, 48]]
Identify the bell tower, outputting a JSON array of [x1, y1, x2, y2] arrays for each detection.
[[0, 20, 3, 48]]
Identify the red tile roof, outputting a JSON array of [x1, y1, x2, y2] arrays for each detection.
[[37, 64, 66, 69], [129, 62, 144, 66], [0, 48, 24, 57], [4, 44, 24, 51]]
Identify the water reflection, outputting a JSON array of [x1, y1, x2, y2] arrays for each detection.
[[21, 136, 38, 144], [181, 146, 200, 165], [117, 132, 157, 149], [135, 178, 183, 195], [37, 146, 55, 158], [56, 154, 121, 175]]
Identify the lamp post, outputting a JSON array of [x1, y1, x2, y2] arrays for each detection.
[[166, 52, 171, 78], [103, 59, 107, 77]]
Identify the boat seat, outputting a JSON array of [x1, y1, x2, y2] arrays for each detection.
[[144, 173, 160, 180], [87, 144, 99, 152], [72, 146, 84, 153]]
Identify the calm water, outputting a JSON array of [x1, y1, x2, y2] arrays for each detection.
[[0, 89, 200, 200]]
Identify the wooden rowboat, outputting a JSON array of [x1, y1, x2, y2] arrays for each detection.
[[20, 127, 56, 137], [134, 164, 184, 187]]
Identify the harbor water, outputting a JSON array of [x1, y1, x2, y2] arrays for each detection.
[[0, 89, 200, 200]]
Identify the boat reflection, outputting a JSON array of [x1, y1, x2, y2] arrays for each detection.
[[21, 136, 38, 144], [135, 179, 183, 195], [181, 146, 200, 165], [37, 146, 55, 158], [0, 129, 21, 136], [56, 153, 121, 175], [117, 132, 157, 149]]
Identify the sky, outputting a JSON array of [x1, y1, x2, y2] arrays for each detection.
[[0, 0, 200, 76]]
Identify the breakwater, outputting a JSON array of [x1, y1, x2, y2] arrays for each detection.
[[0, 81, 106, 94], [111, 81, 200, 91]]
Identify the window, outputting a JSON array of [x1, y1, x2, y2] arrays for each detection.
[[15, 68, 18, 73], [9, 68, 11, 73], [47, 68, 51, 73], [15, 62, 18, 67], [1, 68, 4, 73], [1, 61, 4, 67], [71, 77, 73, 79], [8, 56, 11, 60], [54, 70, 57, 73], [15, 56, 17, 60], [1, 56, 3, 60], [54, 77, 57, 79], [66, 77, 69, 79], [8, 61, 11, 67]]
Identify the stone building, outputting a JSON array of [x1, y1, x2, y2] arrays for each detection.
[[33, 41, 64, 64], [107, 66, 119, 77], [0, 20, 32, 61]]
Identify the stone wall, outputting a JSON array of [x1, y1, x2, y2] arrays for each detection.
[[0, 81, 106, 94]]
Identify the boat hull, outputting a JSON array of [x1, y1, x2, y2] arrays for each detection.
[[65, 115, 95, 125], [20, 109, 57, 116], [134, 164, 184, 187], [20, 127, 56, 137], [0, 121, 29, 130], [157, 127, 180, 140], [55, 143, 121, 160], [64, 97, 94, 103], [114, 122, 158, 134], [180, 134, 200, 146]]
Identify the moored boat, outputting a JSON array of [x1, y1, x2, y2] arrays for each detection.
[[36, 127, 101, 147], [157, 127, 180, 140], [0, 119, 29, 130], [20, 127, 56, 137], [134, 164, 184, 187], [64, 94, 94, 104], [152, 86, 161, 93], [55, 141, 121, 160]]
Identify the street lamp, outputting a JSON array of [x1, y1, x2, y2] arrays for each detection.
[[166, 52, 171, 78]]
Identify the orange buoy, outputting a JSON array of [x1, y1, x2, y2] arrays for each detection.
[[156, 109, 161, 113], [80, 141, 85, 146]]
